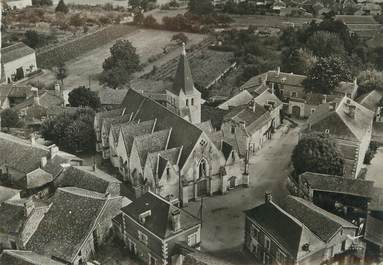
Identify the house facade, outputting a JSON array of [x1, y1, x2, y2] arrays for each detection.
[[113, 192, 201, 265], [1, 43, 37, 84], [244, 193, 362, 265], [305, 97, 374, 178]]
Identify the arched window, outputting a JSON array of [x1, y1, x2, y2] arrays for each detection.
[[186, 99, 189, 106], [191, 98, 194, 105]]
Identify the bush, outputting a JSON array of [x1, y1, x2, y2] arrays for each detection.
[[55, 0, 69, 13], [364, 141, 380, 164]]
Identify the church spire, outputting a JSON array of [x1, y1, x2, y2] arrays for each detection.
[[171, 43, 195, 96]]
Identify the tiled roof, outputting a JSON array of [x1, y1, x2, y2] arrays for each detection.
[[57, 166, 120, 194], [300, 172, 375, 198], [218, 90, 253, 110], [0, 250, 65, 265], [1, 42, 35, 64], [365, 213, 383, 247], [12, 91, 64, 111], [267, 71, 306, 87], [26, 187, 121, 263], [201, 105, 228, 130], [121, 192, 199, 239], [22, 168, 53, 189], [304, 93, 339, 106], [308, 97, 374, 141], [46, 106, 79, 117], [0, 200, 28, 235], [282, 196, 356, 242], [0, 186, 20, 203], [120, 89, 203, 168], [356, 90, 383, 111], [98, 89, 129, 106]]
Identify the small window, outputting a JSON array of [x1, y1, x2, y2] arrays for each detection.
[[191, 98, 194, 106], [311, 108, 315, 114], [264, 236, 271, 251], [341, 240, 346, 251], [200, 139, 207, 146], [231, 126, 235, 134], [291, 92, 297, 98], [166, 168, 170, 176], [250, 225, 259, 241], [186, 99, 189, 106], [325, 129, 330, 134], [187, 232, 198, 247], [138, 231, 148, 245]]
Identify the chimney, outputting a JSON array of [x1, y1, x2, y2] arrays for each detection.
[[277, 67, 281, 76], [271, 83, 275, 95], [49, 145, 59, 158], [24, 199, 35, 217], [181, 42, 186, 56], [31, 87, 39, 105], [322, 95, 327, 104], [41, 156, 48, 167], [265, 192, 272, 204], [252, 100, 256, 112], [170, 208, 181, 232], [354, 77, 358, 89], [92, 156, 97, 171]]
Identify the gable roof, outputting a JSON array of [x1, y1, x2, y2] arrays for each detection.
[[57, 166, 121, 194], [1, 43, 35, 64], [121, 192, 199, 239], [22, 168, 53, 189], [356, 89, 383, 111], [0, 199, 29, 235], [146, 147, 182, 178], [26, 187, 121, 263], [218, 90, 253, 110], [98, 88, 129, 106], [365, 213, 383, 247], [170, 46, 195, 96], [120, 119, 156, 155], [308, 97, 374, 141], [120, 89, 203, 169], [0, 186, 21, 204], [12, 91, 64, 112], [282, 196, 356, 242], [299, 172, 375, 198], [0, 250, 65, 265]]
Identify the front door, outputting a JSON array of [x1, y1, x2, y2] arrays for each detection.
[[197, 179, 207, 197]]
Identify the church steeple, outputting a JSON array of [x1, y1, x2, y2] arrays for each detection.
[[171, 43, 195, 96]]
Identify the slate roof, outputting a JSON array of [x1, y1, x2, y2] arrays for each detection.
[[218, 90, 253, 110], [222, 141, 234, 160], [0, 250, 65, 265], [170, 46, 195, 96], [1, 43, 35, 64], [356, 90, 383, 111], [146, 147, 182, 178], [57, 166, 121, 194], [120, 119, 156, 155], [299, 172, 375, 198], [133, 129, 171, 166], [98, 88, 129, 106], [365, 213, 383, 247], [120, 89, 203, 169], [282, 196, 356, 242], [121, 192, 200, 239], [308, 96, 374, 141], [26, 187, 120, 263]]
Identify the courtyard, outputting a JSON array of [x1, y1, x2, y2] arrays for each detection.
[[186, 124, 300, 263]]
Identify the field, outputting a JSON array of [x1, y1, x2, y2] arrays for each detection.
[[23, 29, 206, 92], [229, 14, 321, 28]]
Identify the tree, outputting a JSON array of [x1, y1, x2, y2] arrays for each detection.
[[133, 11, 144, 24], [357, 69, 383, 95], [68, 86, 101, 110], [40, 108, 96, 153], [303, 56, 352, 94], [0, 109, 19, 131], [69, 13, 84, 27], [32, 0, 52, 6], [24, 30, 57, 49], [171, 32, 189, 44], [143, 15, 158, 28], [54, 62, 67, 85], [306, 31, 346, 58], [281, 48, 317, 75], [188, 0, 214, 15], [292, 133, 344, 176], [100, 40, 141, 89], [55, 0, 69, 13]]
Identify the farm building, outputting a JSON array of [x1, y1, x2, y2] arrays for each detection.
[[1, 42, 37, 84], [5, 0, 32, 9]]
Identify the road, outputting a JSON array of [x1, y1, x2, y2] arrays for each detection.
[[366, 147, 383, 188], [185, 124, 300, 263]]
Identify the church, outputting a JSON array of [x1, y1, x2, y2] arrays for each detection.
[[95, 46, 247, 205]]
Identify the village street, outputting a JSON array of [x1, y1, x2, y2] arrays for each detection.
[[186, 124, 300, 264]]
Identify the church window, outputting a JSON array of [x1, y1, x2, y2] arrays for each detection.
[[186, 99, 189, 106], [191, 98, 194, 105]]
